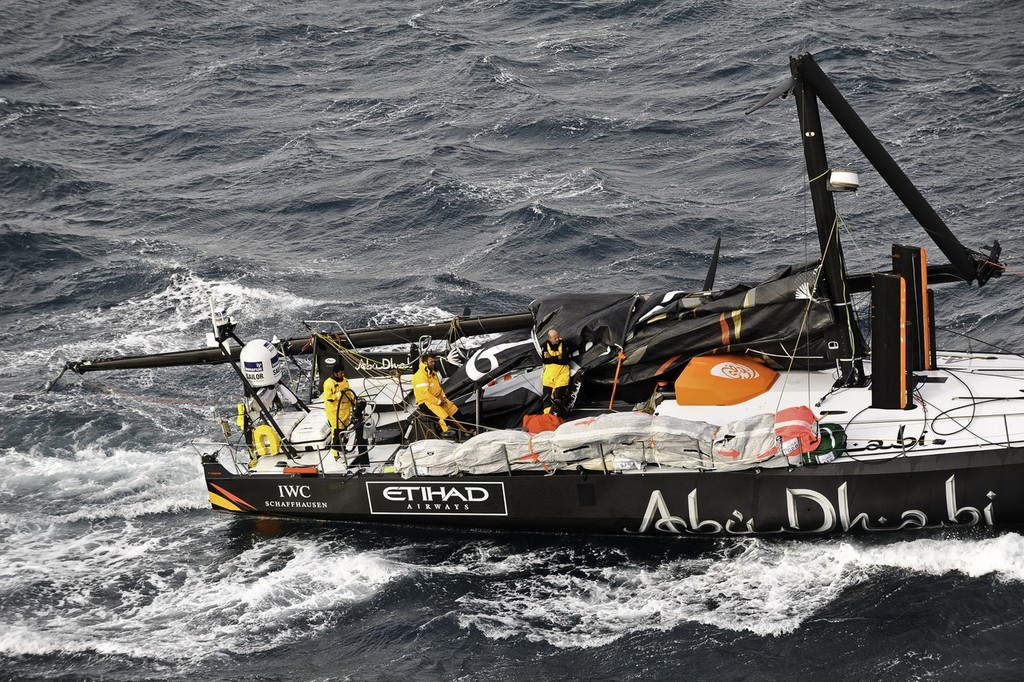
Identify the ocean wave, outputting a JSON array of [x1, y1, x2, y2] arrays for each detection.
[[0, 156, 108, 198], [0, 445, 207, 525], [0, 533, 404, 663], [37, 271, 330, 361], [453, 533, 1024, 646], [2, 0, 1023, 676]]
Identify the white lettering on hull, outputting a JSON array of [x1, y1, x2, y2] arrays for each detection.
[[366, 482, 508, 516], [627, 475, 996, 536], [278, 485, 311, 499]]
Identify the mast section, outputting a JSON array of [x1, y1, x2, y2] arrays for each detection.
[[790, 56, 866, 386], [791, 53, 1001, 286]]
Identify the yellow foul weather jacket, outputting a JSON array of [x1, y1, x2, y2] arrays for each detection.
[[412, 361, 458, 430], [541, 340, 571, 389], [323, 375, 354, 431]]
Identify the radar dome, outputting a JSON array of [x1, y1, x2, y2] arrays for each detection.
[[239, 339, 283, 387]]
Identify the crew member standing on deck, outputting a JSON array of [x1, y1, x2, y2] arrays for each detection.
[[541, 328, 573, 418], [413, 351, 459, 433], [322, 358, 355, 447]]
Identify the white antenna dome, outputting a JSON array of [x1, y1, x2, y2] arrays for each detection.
[[239, 339, 282, 387]]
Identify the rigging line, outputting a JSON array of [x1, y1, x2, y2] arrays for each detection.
[[396, 370, 412, 447], [803, 179, 812, 410], [925, 367, 1024, 447], [834, 204, 866, 261], [936, 327, 1024, 360], [978, 259, 1023, 277], [832, 205, 870, 333], [448, 315, 466, 342], [826, 211, 860, 358], [81, 380, 223, 408], [925, 396, 1023, 447], [753, 349, 831, 361], [781, 154, 824, 414], [798, 170, 860, 365], [827, 404, 914, 464], [772, 242, 831, 414], [943, 366, 1024, 384], [807, 167, 831, 184], [329, 326, 427, 348], [445, 316, 470, 362], [929, 367, 979, 437]]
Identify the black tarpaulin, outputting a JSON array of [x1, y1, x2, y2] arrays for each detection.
[[530, 292, 642, 370]]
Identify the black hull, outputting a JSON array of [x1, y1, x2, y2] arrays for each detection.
[[205, 448, 1024, 536]]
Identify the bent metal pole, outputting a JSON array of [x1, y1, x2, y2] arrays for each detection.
[[792, 52, 994, 285]]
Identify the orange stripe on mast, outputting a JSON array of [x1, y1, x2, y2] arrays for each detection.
[[899, 276, 907, 409], [920, 248, 932, 369]]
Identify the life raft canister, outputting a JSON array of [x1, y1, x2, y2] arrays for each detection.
[[675, 354, 778, 406], [253, 424, 282, 457]]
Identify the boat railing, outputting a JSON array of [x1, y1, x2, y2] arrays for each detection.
[[189, 439, 252, 475], [190, 425, 388, 475], [304, 319, 357, 349], [188, 438, 337, 476], [827, 408, 1024, 454], [191, 403, 1024, 478]]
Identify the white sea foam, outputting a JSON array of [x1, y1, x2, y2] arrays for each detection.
[[853, 534, 1024, 581], [365, 302, 454, 328], [0, 445, 208, 526], [452, 167, 605, 207], [3, 273, 332, 386], [0, 441, 407, 665], [454, 534, 1024, 647], [71, 272, 328, 353], [0, 438, 396, 661], [0, 533, 404, 662]]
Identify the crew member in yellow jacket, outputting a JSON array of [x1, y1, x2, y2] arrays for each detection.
[[541, 328, 573, 417], [413, 352, 459, 433], [322, 358, 354, 444]]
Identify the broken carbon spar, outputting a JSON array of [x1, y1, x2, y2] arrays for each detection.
[[46, 311, 535, 391]]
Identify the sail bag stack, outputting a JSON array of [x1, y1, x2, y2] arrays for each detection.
[[394, 407, 829, 476]]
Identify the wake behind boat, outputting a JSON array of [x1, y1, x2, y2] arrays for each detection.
[[54, 53, 1024, 536]]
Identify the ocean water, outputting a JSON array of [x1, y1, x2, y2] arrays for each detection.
[[3, 0, 1024, 680]]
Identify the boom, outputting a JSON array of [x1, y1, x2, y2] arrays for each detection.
[[60, 312, 534, 375]]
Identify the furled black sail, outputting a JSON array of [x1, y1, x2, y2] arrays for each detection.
[[444, 330, 545, 428], [444, 264, 839, 424], [588, 265, 836, 400]]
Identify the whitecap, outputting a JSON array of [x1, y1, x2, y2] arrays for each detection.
[[0, 533, 406, 663], [453, 533, 1024, 646]]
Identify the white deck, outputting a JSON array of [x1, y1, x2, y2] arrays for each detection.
[[658, 352, 1024, 460], [207, 351, 1024, 476]]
